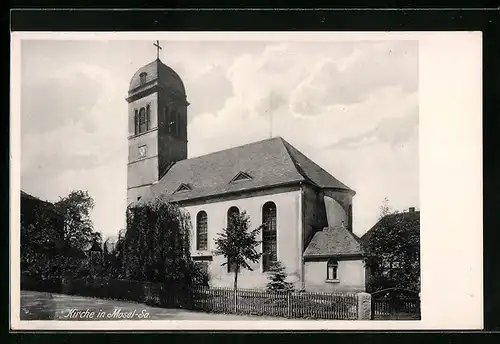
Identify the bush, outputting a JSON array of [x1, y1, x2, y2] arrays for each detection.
[[266, 261, 294, 293]]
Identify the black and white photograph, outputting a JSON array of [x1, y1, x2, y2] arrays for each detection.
[[10, 32, 482, 330]]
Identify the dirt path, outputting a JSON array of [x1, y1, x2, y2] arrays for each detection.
[[20, 290, 283, 321]]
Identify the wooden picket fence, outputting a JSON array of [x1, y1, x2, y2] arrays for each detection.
[[22, 277, 359, 320], [191, 286, 359, 320]]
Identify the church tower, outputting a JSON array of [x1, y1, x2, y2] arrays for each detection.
[[126, 42, 189, 205]]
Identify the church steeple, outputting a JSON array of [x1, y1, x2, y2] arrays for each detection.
[[126, 45, 189, 205]]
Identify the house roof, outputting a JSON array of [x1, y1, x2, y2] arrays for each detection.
[[360, 209, 420, 244], [21, 190, 59, 212], [88, 241, 103, 252], [21, 190, 39, 201], [139, 137, 354, 204], [304, 225, 364, 258]]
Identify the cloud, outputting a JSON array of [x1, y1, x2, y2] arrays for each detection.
[[183, 64, 234, 118], [21, 60, 128, 202], [290, 41, 418, 117], [327, 106, 419, 150], [21, 73, 102, 135]]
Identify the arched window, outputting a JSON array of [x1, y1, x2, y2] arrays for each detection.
[[146, 104, 151, 131], [179, 111, 185, 137], [196, 211, 208, 251], [227, 206, 240, 226], [327, 259, 338, 281], [163, 106, 169, 129], [262, 201, 277, 272], [226, 206, 240, 273], [139, 72, 147, 85], [168, 109, 176, 133], [138, 107, 147, 133]]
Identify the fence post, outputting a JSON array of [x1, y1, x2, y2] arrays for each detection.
[[356, 292, 371, 320], [287, 293, 291, 318], [234, 289, 238, 313]]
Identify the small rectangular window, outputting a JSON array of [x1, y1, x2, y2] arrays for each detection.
[[327, 266, 337, 280], [327, 260, 338, 281]]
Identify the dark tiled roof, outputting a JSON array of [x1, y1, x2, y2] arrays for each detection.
[[128, 58, 185, 95], [282, 140, 353, 191], [21, 190, 57, 210], [361, 210, 420, 244], [88, 241, 103, 252], [304, 225, 364, 258], [140, 137, 353, 204], [21, 190, 43, 201]]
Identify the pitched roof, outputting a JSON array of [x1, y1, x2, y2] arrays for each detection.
[[88, 240, 103, 252], [20, 190, 58, 211], [304, 225, 364, 258], [281, 139, 353, 190], [361, 210, 420, 244], [140, 137, 353, 204]]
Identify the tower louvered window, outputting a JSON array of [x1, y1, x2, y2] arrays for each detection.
[[134, 109, 139, 135], [138, 108, 147, 133], [146, 105, 151, 131]]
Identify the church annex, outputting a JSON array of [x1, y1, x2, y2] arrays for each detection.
[[126, 52, 366, 292]]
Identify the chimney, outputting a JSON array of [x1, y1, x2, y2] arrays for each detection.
[[409, 207, 416, 214]]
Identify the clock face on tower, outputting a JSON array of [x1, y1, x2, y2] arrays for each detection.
[[139, 145, 147, 158]]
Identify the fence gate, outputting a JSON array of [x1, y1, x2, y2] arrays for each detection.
[[371, 288, 420, 320]]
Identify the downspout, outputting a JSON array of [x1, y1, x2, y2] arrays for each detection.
[[299, 181, 305, 291]]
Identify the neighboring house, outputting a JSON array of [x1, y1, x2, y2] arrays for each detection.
[[361, 207, 420, 292], [125, 57, 364, 292], [87, 240, 103, 261], [20, 190, 62, 236], [20, 190, 65, 254]]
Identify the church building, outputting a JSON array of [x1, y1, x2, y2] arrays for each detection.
[[126, 48, 366, 292]]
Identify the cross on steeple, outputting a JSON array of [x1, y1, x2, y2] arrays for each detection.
[[153, 40, 162, 60]]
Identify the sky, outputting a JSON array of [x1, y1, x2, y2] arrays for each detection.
[[20, 38, 419, 239]]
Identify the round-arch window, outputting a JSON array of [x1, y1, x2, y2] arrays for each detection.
[[196, 211, 208, 251], [227, 206, 239, 226], [226, 206, 240, 273], [262, 202, 277, 272]]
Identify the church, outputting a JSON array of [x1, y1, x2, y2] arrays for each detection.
[[126, 46, 366, 293]]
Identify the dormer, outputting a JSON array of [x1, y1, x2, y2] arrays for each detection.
[[230, 171, 253, 183], [174, 183, 191, 193]]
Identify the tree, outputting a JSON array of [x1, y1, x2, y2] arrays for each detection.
[[362, 198, 420, 292], [55, 190, 96, 251], [121, 195, 194, 289], [214, 210, 262, 290], [101, 231, 125, 279], [266, 261, 294, 293]]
